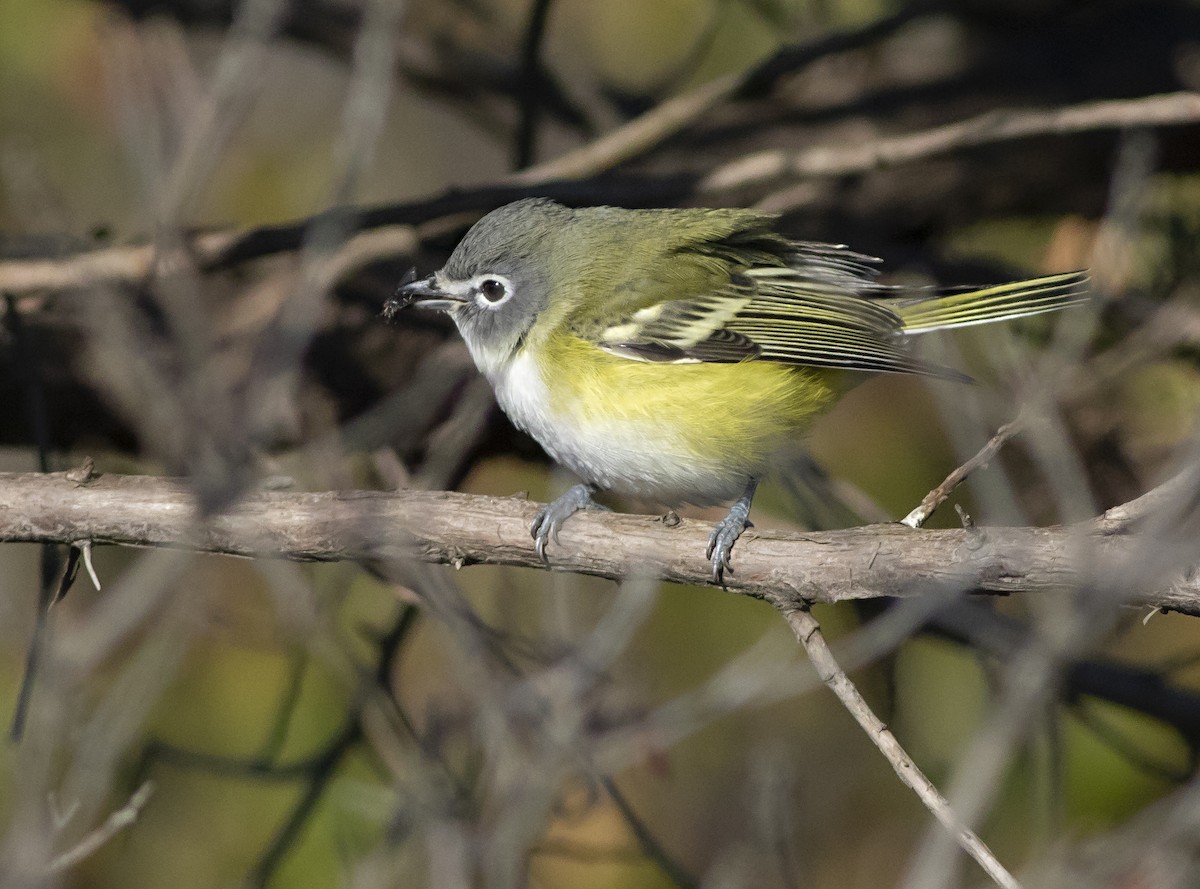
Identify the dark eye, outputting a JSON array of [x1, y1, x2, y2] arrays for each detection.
[[479, 278, 507, 302]]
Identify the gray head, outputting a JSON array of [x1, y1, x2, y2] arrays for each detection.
[[385, 198, 573, 375]]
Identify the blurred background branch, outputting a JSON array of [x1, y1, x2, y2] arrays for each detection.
[[3, 91, 1199, 300]]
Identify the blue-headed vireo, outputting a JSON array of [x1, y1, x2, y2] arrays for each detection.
[[384, 198, 1087, 581]]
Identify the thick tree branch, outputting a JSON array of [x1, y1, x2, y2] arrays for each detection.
[[0, 471, 1196, 614]]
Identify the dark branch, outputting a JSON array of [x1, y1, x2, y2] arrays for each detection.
[[513, 0, 557, 170]]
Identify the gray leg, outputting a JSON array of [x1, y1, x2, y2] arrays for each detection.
[[705, 479, 759, 584], [531, 483, 605, 562]]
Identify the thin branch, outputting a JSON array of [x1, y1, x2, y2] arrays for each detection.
[[103, 0, 594, 135], [5, 92, 1198, 298], [508, 72, 743, 185], [0, 229, 239, 294], [0, 11, 929, 301], [3, 295, 54, 471], [10, 546, 79, 740], [1069, 699, 1191, 783], [510, 5, 922, 184], [901, 419, 1025, 529], [1094, 459, 1200, 533], [135, 607, 418, 887], [79, 540, 103, 591], [0, 179, 688, 298], [601, 776, 697, 889], [247, 606, 414, 887], [245, 717, 363, 889], [929, 601, 1200, 761], [513, 0, 556, 170], [783, 605, 1022, 889], [0, 470, 1198, 613], [698, 92, 1200, 194], [44, 781, 155, 875]]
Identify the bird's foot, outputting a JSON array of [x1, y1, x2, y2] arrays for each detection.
[[704, 480, 759, 584], [531, 484, 606, 562]]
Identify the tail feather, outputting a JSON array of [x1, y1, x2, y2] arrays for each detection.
[[893, 271, 1090, 335]]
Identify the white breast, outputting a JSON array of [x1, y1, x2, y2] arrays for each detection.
[[483, 351, 744, 505]]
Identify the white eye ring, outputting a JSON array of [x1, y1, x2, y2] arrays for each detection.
[[471, 274, 514, 308]]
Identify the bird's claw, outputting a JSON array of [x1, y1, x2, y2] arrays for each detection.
[[705, 479, 758, 585], [706, 515, 752, 584], [530, 484, 598, 562], [530, 508, 563, 562]]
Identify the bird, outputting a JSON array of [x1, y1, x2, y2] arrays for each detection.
[[384, 198, 1088, 582]]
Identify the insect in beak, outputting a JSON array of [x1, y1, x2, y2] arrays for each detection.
[[383, 268, 463, 316]]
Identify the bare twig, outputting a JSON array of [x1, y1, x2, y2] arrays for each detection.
[[698, 92, 1200, 194], [44, 781, 155, 875], [901, 419, 1025, 528], [511, 6, 922, 184], [0, 223, 420, 299], [508, 71, 743, 184], [6, 92, 1197, 299], [512, 0, 557, 170], [783, 605, 1022, 889], [78, 541, 102, 591], [135, 607, 417, 887], [10, 546, 80, 741], [601, 777, 697, 889], [1094, 459, 1200, 533], [0, 470, 1198, 612]]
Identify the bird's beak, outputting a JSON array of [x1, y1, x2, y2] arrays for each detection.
[[383, 268, 462, 317]]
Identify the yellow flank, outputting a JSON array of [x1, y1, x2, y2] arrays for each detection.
[[539, 333, 840, 476]]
